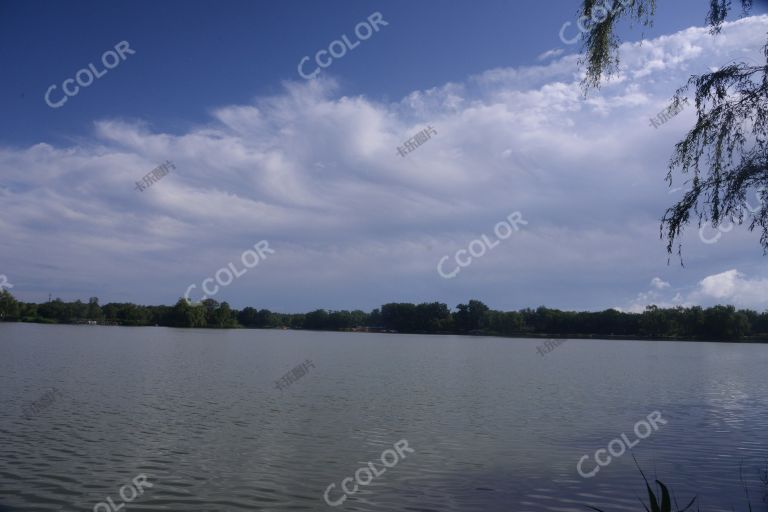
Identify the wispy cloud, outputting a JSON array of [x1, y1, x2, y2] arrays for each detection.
[[1, 16, 767, 311], [537, 48, 564, 61]]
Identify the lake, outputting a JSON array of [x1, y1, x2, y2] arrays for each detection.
[[1, 323, 767, 511]]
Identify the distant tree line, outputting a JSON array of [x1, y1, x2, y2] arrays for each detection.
[[0, 290, 766, 341]]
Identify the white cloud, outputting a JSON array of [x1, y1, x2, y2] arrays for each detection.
[[625, 269, 768, 312], [537, 48, 564, 61], [693, 269, 768, 307], [1, 16, 768, 310]]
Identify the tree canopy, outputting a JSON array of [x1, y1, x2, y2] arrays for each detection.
[[576, 0, 768, 259], [1, 291, 766, 341]]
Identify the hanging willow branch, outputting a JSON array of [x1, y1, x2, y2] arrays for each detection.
[[576, 0, 767, 260], [663, 52, 768, 259]]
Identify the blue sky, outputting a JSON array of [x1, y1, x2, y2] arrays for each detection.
[[2, 0, 768, 312], [0, 0, 726, 145]]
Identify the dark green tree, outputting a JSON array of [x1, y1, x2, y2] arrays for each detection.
[[200, 298, 219, 325], [70, 300, 88, 321], [381, 303, 416, 331], [327, 310, 354, 330], [702, 304, 750, 339], [453, 300, 489, 332], [304, 309, 330, 330], [38, 298, 68, 322], [238, 306, 259, 327], [415, 302, 452, 331], [367, 308, 382, 327], [0, 290, 19, 321], [86, 297, 103, 321], [289, 313, 305, 329], [210, 301, 237, 328], [169, 298, 207, 328], [482, 309, 524, 335], [639, 305, 672, 337], [18, 301, 38, 321]]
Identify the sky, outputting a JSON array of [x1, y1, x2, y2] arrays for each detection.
[[1, 0, 768, 313]]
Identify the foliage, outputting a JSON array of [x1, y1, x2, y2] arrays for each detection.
[[587, 477, 697, 512], [1, 291, 767, 341], [381, 302, 453, 332], [586, 458, 767, 511], [0, 290, 20, 320], [454, 300, 489, 332], [167, 299, 207, 327], [662, 48, 768, 259], [580, 0, 657, 90], [575, 0, 767, 258]]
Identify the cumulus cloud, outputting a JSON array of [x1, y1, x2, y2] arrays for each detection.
[[1, 16, 768, 311], [625, 268, 768, 312], [693, 270, 768, 307], [624, 287, 688, 313]]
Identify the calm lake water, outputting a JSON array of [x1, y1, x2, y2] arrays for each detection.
[[1, 323, 767, 512]]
